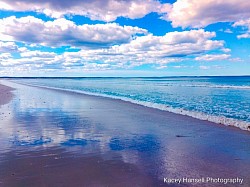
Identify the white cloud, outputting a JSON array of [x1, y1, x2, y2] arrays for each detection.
[[156, 65, 168, 69], [219, 28, 233, 34], [0, 55, 55, 67], [236, 33, 250, 39], [224, 29, 233, 34], [102, 29, 225, 60], [20, 51, 56, 58], [43, 31, 225, 66], [229, 57, 243, 62], [165, 0, 250, 28], [0, 29, 227, 71], [172, 65, 189, 69], [212, 65, 223, 69], [233, 19, 250, 38], [0, 52, 11, 59], [0, 16, 147, 48], [0, 41, 19, 52], [195, 54, 230, 61], [0, 0, 170, 21], [44, 29, 224, 69], [221, 48, 231, 53], [199, 66, 210, 70]]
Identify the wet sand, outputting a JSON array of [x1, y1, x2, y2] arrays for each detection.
[[0, 80, 249, 187], [0, 84, 14, 107]]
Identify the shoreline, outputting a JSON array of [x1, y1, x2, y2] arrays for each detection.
[[0, 80, 250, 186], [11, 80, 250, 133]]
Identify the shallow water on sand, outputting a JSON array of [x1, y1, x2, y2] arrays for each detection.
[[0, 81, 250, 187]]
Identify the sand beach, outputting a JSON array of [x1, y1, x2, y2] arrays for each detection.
[[0, 80, 249, 187]]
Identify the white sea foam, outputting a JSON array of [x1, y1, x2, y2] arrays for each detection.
[[179, 84, 250, 90], [14, 81, 250, 132], [147, 83, 250, 90]]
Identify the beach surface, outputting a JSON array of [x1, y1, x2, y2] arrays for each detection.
[[0, 83, 14, 107], [0, 80, 249, 187]]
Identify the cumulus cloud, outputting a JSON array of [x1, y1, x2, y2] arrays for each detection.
[[20, 51, 56, 58], [0, 0, 170, 21], [50, 29, 224, 69], [1, 29, 226, 71], [0, 52, 11, 59], [195, 54, 230, 61], [0, 16, 147, 48], [233, 19, 250, 38], [0, 15, 227, 71], [165, 0, 250, 28], [0, 41, 19, 52], [104, 29, 225, 59], [0, 26, 226, 70]]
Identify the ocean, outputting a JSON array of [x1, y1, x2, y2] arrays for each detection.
[[11, 76, 250, 131]]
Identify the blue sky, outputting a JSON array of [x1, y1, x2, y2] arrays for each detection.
[[0, 0, 249, 77]]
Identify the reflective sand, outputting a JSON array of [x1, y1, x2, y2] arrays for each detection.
[[0, 81, 249, 187]]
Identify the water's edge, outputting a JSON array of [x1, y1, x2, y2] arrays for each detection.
[[11, 81, 250, 132]]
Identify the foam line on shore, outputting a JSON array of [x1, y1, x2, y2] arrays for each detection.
[[179, 84, 250, 89]]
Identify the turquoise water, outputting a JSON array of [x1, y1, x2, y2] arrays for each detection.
[[11, 76, 250, 130]]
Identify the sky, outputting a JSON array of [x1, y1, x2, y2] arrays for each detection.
[[0, 0, 249, 77]]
